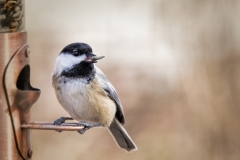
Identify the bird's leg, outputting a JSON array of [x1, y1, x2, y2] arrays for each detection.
[[77, 121, 102, 134], [54, 117, 73, 132]]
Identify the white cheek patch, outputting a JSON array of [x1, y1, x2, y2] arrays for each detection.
[[54, 53, 86, 76]]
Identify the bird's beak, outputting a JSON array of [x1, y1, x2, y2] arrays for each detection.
[[84, 53, 105, 63]]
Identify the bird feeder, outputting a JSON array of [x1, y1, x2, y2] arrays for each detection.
[[0, 1, 84, 159]]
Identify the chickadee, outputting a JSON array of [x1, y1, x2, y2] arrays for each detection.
[[52, 43, 137, 152]]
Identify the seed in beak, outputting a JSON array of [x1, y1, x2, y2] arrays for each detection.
[[91, 56, 105, 61]]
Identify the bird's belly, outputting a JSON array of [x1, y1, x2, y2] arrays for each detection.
[[56, 81, 92, 120], [54, 79, 116, 126]]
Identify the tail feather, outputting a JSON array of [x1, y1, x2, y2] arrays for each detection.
[[108, 118, 137, 152]]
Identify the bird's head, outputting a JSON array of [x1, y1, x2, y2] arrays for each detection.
[[54, 43, 104, 76]]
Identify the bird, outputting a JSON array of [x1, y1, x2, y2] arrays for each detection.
[[52, 42, 137, 152]]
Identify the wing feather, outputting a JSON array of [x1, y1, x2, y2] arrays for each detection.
[[95, 66, 125, 124]]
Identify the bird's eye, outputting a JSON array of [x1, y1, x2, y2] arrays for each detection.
[[72, 50, 79, 56]]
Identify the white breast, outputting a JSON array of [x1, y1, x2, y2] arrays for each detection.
[[55, 79, 88, 119], [52, 76, 116, 126]]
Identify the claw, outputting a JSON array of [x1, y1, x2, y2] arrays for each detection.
[[77, 121, 102, 134], [54, 117, 73, 125], [53, 117, 73, 132]]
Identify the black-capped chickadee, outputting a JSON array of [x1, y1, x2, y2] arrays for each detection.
[[52, 43, 137, 152]]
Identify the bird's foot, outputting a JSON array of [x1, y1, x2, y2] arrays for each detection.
[[54, 117, 73, 132], [77, 121, 102, 134], [54, 117, 73, 125]]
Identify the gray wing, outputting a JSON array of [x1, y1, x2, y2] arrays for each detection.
[[95, 67, 125, 124]]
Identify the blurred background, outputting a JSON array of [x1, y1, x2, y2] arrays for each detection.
[[25, 0, 240, 160]]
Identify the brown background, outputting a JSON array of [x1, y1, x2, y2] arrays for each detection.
[[26, 0, 240, 160]]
